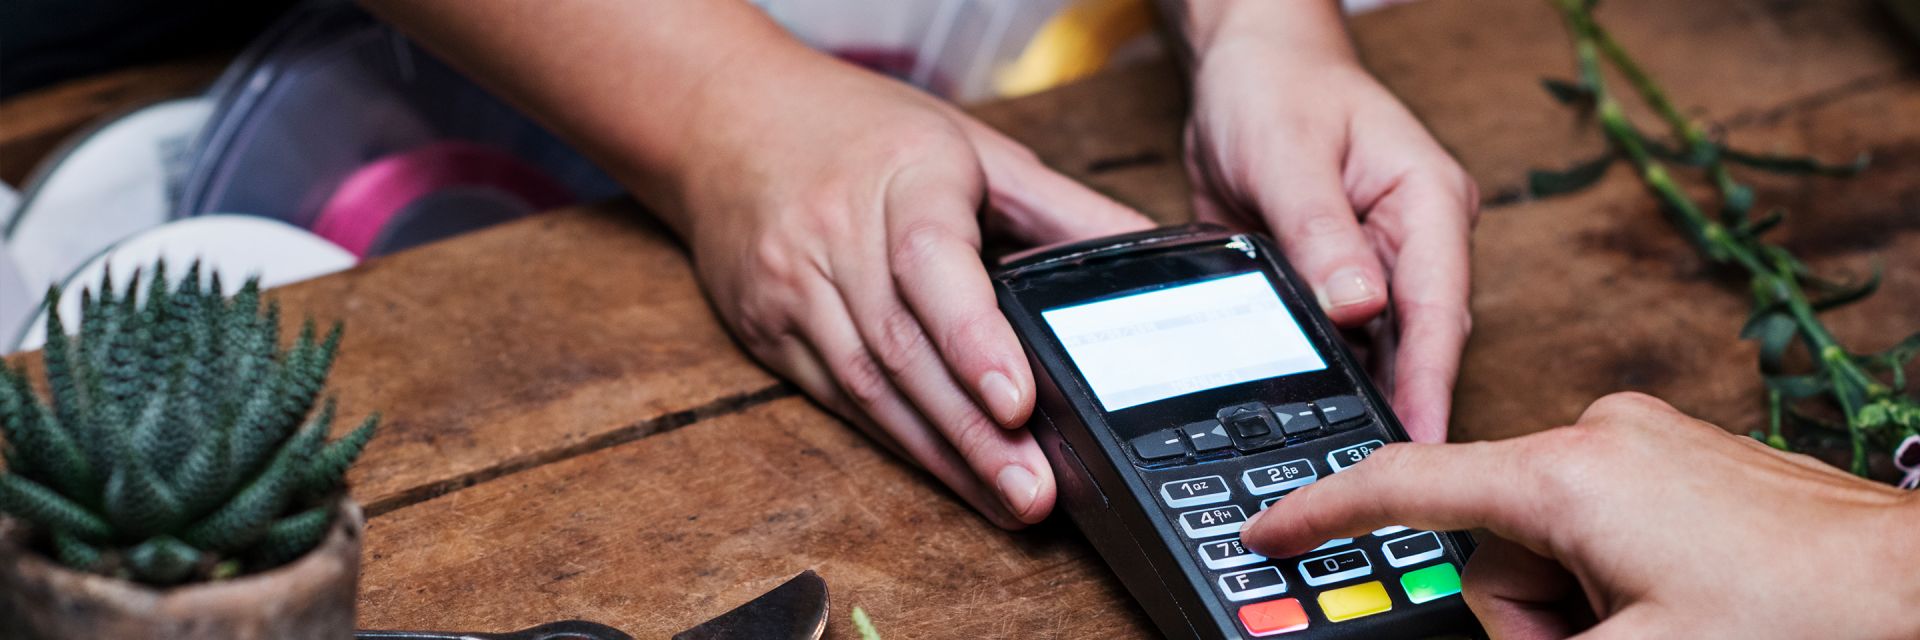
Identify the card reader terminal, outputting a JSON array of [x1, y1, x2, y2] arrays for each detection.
[[993, 225, 1479, 639]]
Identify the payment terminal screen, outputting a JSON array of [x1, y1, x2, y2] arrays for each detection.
[[1041, 272, 1327, 411]]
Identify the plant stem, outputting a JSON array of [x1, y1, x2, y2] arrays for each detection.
[[1548, 0, 1903, 475]]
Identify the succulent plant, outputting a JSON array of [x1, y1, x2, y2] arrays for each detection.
[[0, 262, 377, 585]]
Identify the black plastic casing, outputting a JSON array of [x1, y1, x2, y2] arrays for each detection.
[[993, 225, 1481, 640]]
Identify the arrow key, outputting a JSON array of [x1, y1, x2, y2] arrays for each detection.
[[1181, 419, 1233, 452]]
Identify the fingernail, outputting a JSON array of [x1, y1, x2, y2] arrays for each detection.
[[979, 371, 1023, 426], [1318, 267, 1378, 310], [996, 465, 1041, 518]]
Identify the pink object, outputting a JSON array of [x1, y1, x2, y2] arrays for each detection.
[[312, 141, 573, 257]]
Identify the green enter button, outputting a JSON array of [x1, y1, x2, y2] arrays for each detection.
[[1399, 563, 1462, 604]]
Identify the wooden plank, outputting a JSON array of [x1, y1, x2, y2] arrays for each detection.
[[0, 56, 227, 186], [356, 397, 1152, 639], [1455, 80, 1920, 446], [1354, 0, 1908, 200], [353, 82, 1920, 638], [343, 2, 1920, 637], [967, 0, 1908, 218], [262, 203, 783, 514]]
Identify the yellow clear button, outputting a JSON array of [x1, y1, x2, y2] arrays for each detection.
[[1317, 581, 1393, 622]]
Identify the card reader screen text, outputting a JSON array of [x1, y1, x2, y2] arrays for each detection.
[[1040, 272, 1327, 411]]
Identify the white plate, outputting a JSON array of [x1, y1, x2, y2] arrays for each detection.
[[12, 215, 355, 353], [5, 97, 215, 294]]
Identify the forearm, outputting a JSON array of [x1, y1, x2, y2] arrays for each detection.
[[1153, 0, 1356, 66], [356, 0, 807, 220]]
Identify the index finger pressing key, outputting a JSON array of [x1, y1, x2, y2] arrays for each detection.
[[1239, 440, 1549, 560]]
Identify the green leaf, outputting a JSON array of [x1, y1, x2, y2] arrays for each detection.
[[52, 532, 103, 572], [1858, 402, 1891, 429], [1540, 77, 1595, 105], [0, 368, 34, 476], [1722, 148, 1868, 177], [171, 411, 233, 521], [218, 280, 268, 414], [0, 474, 112, 541], [274, 320, 335, 425], [1528, 153, 1616, 197], [1, 370, 95, 499], [136, 262, 175, 400], [227, 374, 293, 480], [1836, 371, 1869, 418], [103, 454, 185, 539], [852, 606, 883, 640], [1805, 263, 1883, 312], [40, 291, 86, 433], [1765, 373, 1831, 400], [181, 420, 322, 553], [1872, 331, 1920, 391], [1739, 207, 1785, 238], [250, 507, 331, 568], [160, 261, 202, 353], [155, 359, 206, 481], [1740, 311, 1798, 374], [129, 378, 174, 476], [1719, 183, 1755, 223], [1765, 433, 1790, 450], [300, 410, 377, 497], [125, 536, 201, 585], [1638, 138, 1690, 164], [1883, 331, 1920, 363]]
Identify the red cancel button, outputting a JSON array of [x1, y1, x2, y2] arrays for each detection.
[[1238, 598, 1310, 636]]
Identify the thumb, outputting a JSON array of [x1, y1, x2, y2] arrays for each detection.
[[958, 117, 1155, 245]]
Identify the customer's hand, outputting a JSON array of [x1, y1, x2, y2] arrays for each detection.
[[1171, 0, 1479, 442], [1241, 392, 1920, 639], [363, 0, 1154, 528], [667, 44, 1152, 529]]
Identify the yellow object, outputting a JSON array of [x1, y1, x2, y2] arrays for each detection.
[[994, 0, 1155, 97], [1316, 581, 1394, 622]]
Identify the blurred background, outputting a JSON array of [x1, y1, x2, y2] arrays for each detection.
[[0, 0, 1417, 353]]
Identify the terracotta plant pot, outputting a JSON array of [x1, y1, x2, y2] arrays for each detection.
[[0, 499, 364, 640]]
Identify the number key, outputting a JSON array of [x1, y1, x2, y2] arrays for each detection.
[[1160, 475, 1231, 508], [1198, 538, 1265, 570], [1177, 505, 1248, 539], [1298, 549, 1372, 586], [1243, 459, 1316, 495], [1328, 440, 1385, 472]]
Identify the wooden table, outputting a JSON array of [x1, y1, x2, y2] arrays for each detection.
[[5, 0, 1919, 637]]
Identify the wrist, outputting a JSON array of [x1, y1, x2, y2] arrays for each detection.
[[623, 25, 848, 240], [1170, 0, 1356, 68]]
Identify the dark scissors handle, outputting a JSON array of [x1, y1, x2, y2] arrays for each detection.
[[355, 620, 635, 640]]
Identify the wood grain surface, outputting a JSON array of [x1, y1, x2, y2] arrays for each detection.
[[263, 208, 784, 515], [4, 0, 1917, 638], [357, 398, 1154, 638], [350, 0, 1919, 637], [966, 0, 1913, 217]]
